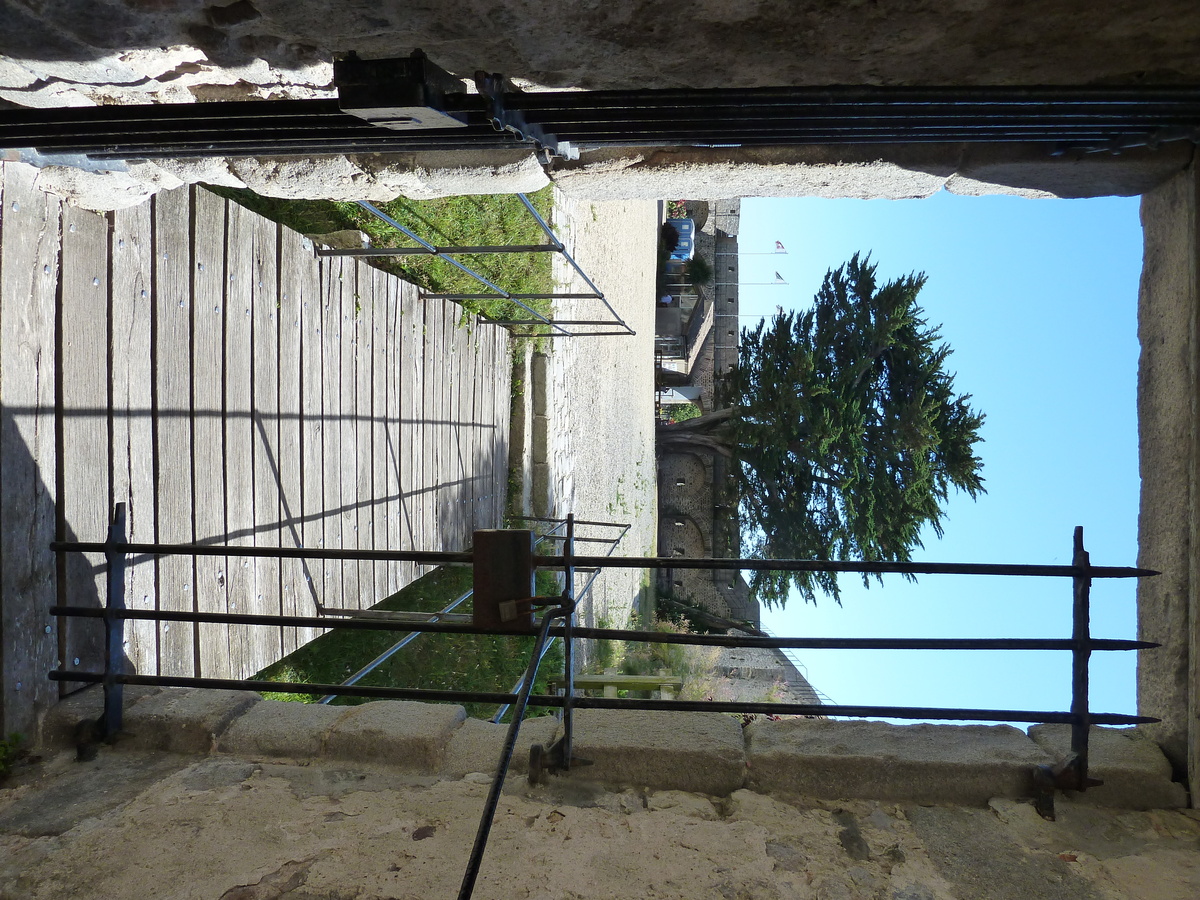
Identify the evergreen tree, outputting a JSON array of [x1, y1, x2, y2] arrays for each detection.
[[657, 253, 986, 606]]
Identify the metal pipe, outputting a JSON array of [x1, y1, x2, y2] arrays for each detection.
[[47, 670, 1157, 726], [315, 244, 563, 257], [1070, 526, 1093, 786], [457, 608, 565, 900], [50, 605, 1156, 651], [354, 201, 570, 337], [52, 540, 1155, 578], [102, 504, 128, 740]]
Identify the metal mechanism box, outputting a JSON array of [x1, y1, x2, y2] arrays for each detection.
[[472, 529, 537, 631], [334, 52, 469, 130]]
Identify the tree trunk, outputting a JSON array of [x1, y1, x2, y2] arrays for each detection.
[[657, 406, 735, 457], [657, 431, 734, 457]]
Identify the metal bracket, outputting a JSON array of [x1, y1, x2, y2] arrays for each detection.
[[1032, 755, 1104, 821], [473, 71, 579, 160], [527, 737, 592, 785]]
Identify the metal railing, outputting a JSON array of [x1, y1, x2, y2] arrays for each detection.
[[313, 196, 634, 338], [52, 508, 1159, 898]]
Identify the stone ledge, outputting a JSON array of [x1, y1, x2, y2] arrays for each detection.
[[217, 698, 348, 761], [1028, 724, 1188, 809], [34, 689, 1190, 809], [120, 688, 260, 754], [441, 715, 559, 779], [746, 719, 1053, 806], [322, 701, 466, 771], [565, 708, 746, 795]]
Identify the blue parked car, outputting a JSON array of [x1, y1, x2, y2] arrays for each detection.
[[666, 218, 695, 261]]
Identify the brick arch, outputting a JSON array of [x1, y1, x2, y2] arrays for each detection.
[[658, 512, 707, 559]]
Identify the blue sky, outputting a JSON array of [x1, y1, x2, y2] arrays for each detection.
[[736, 191, 1143, 724]]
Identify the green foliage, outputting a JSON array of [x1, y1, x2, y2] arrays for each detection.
[[662, 253, 985, 607], [727, 253, 985, 606], [685, 255, 713, 285], [0, 732, 23, 780], [667, 402, 702, 422], [207, 186, 556, 328], [253, 566, 564, 720]]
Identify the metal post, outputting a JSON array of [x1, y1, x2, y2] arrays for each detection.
[[457, 608, 564, 900], [562, 514, 576, 766], [1070, 525, 1092, 788], [102, 503, 128, 740]]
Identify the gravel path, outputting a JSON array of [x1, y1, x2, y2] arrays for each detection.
[[544, 192, 660, 637]]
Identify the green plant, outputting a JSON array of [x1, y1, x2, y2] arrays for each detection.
[[253, 566, 563, 720], [0, 732, 24, 780], [658, 253, 986, 607], [684, 255, 713, 285], [666, 402, 701, 423], [207, 185, 556, 330]]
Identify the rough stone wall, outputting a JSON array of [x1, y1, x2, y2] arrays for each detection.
[[11, 688, 1195, 900], [1137, 163, 1200, 792], [4, 5, 1197, 208], [5, 0, 1200, 95]]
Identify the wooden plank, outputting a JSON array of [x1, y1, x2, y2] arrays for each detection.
[[422, 296, 440, 557], [58, 203, 110, 688], [383, 273, 403, 596], [399, 282, 422, 584], [276, 229, 305, 654], [371, 267, 389, 602], [469, 318, 484, 530], [494, 328, 511, 526], [191, 187, 229, 679], [297, 235, 325, 646], [320, 257, 343, 613], [110, 201, 157, 676], [223, 198, 255, 679], [339, 262, 359, 610], [250, 213, 283, 668], [356, 265, 377, 605], [0, 163, 61, 735], [152, 187, 196, 677]]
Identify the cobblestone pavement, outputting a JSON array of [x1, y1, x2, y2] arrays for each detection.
[[541, 193, 660, 638]]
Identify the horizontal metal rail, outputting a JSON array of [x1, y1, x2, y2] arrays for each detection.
[[352, 200, 572, 337], [50, 606, 1157, 652], [49, 539, 1155, 579], [346, 196, 632, 338], [46, 671, 1156, 727], [4, 85, 1200, 159]]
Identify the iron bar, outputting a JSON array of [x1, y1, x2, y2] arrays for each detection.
[[489, 635, 560, 724], [102, 503, 128, 740], [562, 515, 577, 768], [457, 608, 564, 900], [51, 539, 1154, 578], [1070, 526, 1093, 785], [423, 293, 603, 300], [314, 243, 562, 257], [45, 670, 1156, 726], [50, 605, 1155, 651], [5, 85, 1200, 159], [515, 192, 631, 333], [355, 201, 570, 337], [535, 554, 1156, 578], [51, 540, 475, 565]]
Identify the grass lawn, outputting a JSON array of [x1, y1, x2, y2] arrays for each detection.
[[207, 185, 556, 326], [254, 566, 565, 721]]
